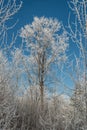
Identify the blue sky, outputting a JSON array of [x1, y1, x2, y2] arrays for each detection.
[[11, 0, 69, 35]]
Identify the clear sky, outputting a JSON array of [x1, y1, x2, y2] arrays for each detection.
[[12, 0, 69, 34]]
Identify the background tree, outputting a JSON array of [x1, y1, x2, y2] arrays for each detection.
[[0, 0, 22, 129], [67, 0, 87, 129]]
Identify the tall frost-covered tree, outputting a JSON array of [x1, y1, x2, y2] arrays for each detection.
[[20, 17, 68, 108]]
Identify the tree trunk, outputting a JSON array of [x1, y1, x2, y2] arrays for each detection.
[[40, 82, 44, 110]]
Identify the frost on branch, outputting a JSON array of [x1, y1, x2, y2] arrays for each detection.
[[20, 17, 68, 65], [0, 0, 22, 48]]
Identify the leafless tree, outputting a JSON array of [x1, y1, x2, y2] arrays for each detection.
[[20, 16, 68, 109], [67, 0, 87, 129]]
